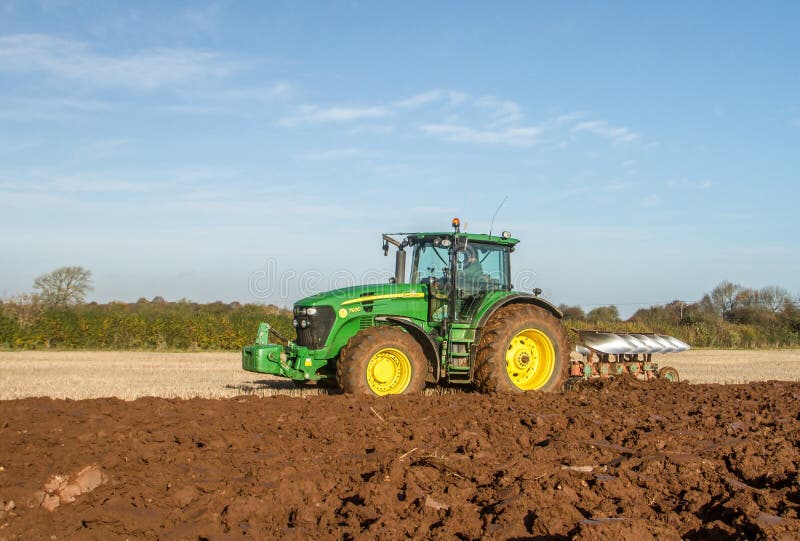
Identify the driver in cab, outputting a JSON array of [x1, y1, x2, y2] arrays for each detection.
[[459, 246, 484, 293]]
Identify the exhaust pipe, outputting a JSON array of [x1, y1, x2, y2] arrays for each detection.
[[395, 248, 406, 284], [383, 234, 407, 284]]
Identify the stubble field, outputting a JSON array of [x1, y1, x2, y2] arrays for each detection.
[[1, 349, 800, 400], [1, 350, 799, 539]]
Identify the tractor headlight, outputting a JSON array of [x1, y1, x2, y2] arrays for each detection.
[[292, 319, 298, 327], [291, 305, 334, 349]]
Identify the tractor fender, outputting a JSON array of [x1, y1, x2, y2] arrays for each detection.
[[375, 316, 440, 383], [476, 294, 563, 329]]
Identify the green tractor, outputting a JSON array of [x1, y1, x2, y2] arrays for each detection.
[[242, 218, 688, 394]]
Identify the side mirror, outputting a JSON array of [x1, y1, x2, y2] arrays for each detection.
[[533, 288, 542, 297]]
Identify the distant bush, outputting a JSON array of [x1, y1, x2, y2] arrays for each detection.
[[2, 280, 798, 351], [0, 299, 293, 351], [562, 283, 800, 349]]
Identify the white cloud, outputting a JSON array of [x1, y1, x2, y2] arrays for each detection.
[[475, 96, 523, 125], [212, 81, 293, 101], [276, 88, 640, 152], [553, 111, 589, 126], [70, 138, 130, 161], [0, 138, 43, 153], [0, 33, 244, 90], [161, 82, 292, 115], [278, 104, 392, 126], [0, 176, 144, 194], [47, 177, 145, 193], [640, 194, 660, 207], [666, 179, 713, 190], [572, 120, 639, 144], [419, 123, 542, 147], [604, 180, 626, 191], [296, 147, 367, 161], [159, 104, 232, 115], [394, 89, 468, 109], [179, 2, 224, 36], [0, 95, 113, 120], [346, 124, 396, 135], [394, 90, 442, 108], [11, 96, 111, 111], [0, 164, 243, 200], [411, 205, 460, 215]]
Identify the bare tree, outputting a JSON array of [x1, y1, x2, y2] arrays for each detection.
[[0, 293, 43, 327], [710, 281, 742, 321], [33, 266, 93, 306], [734, 288, 759, 308], [757, 285, 792, 314]]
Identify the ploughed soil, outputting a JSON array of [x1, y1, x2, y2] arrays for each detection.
[[1, 379, 799, 540]]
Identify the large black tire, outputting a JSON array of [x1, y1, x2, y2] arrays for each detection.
[[474, 304, 569, 393], [336, 326, 427, 396]]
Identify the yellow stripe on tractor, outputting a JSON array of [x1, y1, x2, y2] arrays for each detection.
[[341, 292, 425, 306]]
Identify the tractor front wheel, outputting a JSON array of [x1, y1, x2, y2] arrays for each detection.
[[336, 326, 427, 396], [474, 304, 568, 393]]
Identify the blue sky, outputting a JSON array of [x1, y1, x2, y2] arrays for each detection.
[[1, 1, 798, 315]]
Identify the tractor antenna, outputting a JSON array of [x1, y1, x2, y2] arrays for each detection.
[[488, 195, 508, 237]]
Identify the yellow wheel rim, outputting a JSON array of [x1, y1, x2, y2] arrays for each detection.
[[505, 328, 556, 390], [366, 347, 412, 395]]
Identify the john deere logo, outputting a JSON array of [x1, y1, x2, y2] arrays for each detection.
[[338, 308, 348, 318]]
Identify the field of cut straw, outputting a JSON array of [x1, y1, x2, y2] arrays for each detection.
[[1, 349, 799, 400]]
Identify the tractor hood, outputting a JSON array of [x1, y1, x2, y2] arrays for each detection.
[[292, 283, 430, 355], [296, 282, 426, 310]]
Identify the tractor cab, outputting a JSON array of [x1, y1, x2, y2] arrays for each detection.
[[386, 218, 517, 325], [408, 235, 513, 323]]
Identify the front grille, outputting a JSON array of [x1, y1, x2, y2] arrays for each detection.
[[294, 306, 335, 349]]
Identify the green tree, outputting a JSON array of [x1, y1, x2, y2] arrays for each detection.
[[558, 304, 585, 320], [33, 266, 93, 307], [586, 305, 620, 323]]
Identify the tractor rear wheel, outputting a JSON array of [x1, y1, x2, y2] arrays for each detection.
[[474, 304, 568, 393], [336, 326, 427, 396]]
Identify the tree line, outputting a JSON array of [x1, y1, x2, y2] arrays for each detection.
[[0, 297, 294, 350], [2, 267, 798, 350], [1, 266, 293, 350], [559, 281, 800, 348]]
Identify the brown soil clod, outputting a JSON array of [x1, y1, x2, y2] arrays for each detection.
[[31, 465, 107, 512]]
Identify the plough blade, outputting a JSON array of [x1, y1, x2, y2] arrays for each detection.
[[577, 330, 690, 355], [568, 330, 690, 384]]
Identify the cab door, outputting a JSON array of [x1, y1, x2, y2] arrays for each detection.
[[452, 242, 511, 322]]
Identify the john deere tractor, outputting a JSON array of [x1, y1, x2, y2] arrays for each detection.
[[242, 218, 688, 394]]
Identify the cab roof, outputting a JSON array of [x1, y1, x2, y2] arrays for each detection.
[[387, 231, 520, 247]]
